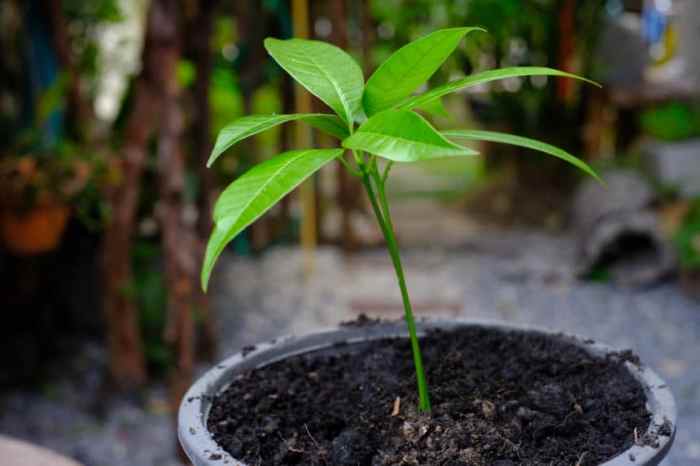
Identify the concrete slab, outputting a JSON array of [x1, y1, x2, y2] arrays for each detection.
[[0, 435, 82, 466]]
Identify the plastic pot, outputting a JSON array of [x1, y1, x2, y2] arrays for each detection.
[[178, 320, 676, 466], [0, 204, 70, 255]]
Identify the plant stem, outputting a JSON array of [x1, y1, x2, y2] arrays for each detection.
[[360, 163, 431, 412]]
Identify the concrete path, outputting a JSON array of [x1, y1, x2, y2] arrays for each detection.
[[0, 197, 697, 465], [0, 435, 83, 466]]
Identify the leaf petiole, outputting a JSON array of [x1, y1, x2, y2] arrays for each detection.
[[337, 152, 362, 177]]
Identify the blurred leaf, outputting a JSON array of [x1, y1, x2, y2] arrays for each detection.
[[210, 68, 244, 136], [343, 110, 477, 162], [36, 73, 68, 127], [177, 60, 196, 88], [202, 148, 343, 289], [264, 38, 364, 124], [398, 67, 600, 111], [363, 27, 484, 116], [641, 103, 700, 141], [443, 129, 600, 181], [675, 200, 700, 270], [208, 114, 348, 167]]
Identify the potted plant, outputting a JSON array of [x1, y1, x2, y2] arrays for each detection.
[[179, 29, 676, 465], [0, 142, 95, 255]]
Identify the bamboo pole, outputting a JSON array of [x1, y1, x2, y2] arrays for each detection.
[[292, 0, 316, 277]]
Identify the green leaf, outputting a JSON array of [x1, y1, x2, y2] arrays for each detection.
[[208, 114, 348, 167], [264, 38, 364, 124], [343, 110, 478, 162], [415, 98, 449, 118], [363, 27, 484, 117], [443, 129, 601, 181], [398, 67, 601, 111], [202, 148, 343, 290]]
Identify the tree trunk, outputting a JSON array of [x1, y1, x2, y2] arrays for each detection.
[[102, 0, 184, 389], [234, 1, 274, 251], [140, 0, 199, 430], [102, 103, 151, 386], [190, 0, 220, 362]]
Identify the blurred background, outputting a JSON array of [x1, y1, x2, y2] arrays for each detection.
[[0, 0, 698, 465]]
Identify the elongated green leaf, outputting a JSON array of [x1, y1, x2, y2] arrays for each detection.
[[202, 148, 343, 289], [208, 114, 347, 167], [443, 129, 601, 181], [363, 27, 484, 117], [398, 67, 601, 111], [264, 38, 364, 124], [362, 27, 484, 116], [342, 110, 478, 162]]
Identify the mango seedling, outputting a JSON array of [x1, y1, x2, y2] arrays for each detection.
[[201, 27, 600, 412]]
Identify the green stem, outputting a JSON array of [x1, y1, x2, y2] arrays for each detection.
[[337, 152, 362, 177], [360, 163, 431, 412]]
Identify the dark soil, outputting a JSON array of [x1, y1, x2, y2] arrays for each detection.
[[208, 326, 651, 465]]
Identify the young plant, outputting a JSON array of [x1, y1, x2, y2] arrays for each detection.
[[201, 28, 600, 412]]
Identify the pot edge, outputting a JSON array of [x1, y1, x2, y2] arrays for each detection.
[[178, 318, 677, 466]]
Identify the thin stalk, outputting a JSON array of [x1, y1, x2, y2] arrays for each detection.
[[381, 161, 394, 185], [369, 167, 393, 231], [337, 152, 362, 177], [360, 163, 431, 412]]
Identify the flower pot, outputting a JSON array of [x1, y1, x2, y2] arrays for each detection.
[[178, 320, 676, 466], [0, 204, 70, 255]]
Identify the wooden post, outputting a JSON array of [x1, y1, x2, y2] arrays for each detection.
[[292, 0, 316, 277]]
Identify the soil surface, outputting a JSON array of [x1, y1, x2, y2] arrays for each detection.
[[208, 326, 652, 466]]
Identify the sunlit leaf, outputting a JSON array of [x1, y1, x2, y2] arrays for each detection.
[[343, 110, 478, 162], [443, 129, 601, 181], [202, 148, 343, 289], [363, 27, 484, 117], [398, 67, 600, 111], [208, 114, 348, 167], [265, 38, 364, 124]]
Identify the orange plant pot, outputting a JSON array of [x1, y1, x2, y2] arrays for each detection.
[[1, 204, 70, 255]]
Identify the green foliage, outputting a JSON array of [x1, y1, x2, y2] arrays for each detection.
[[208, 114, 347, 167], [641, 103, 700, 141], [202, 148, 343, 289], [132, 239, 172, 372], [204, 29, 600, 412], [443, 129, 599, 181], [177, 60, 197, 89], [210, 68, 244, 137], [675, 200, 700, 270], [363, 27, 484, 116], [397, 67, 599, 111], [264, 38, 365, 124], [415, 98, 450, 118], [344, 110, 477, 162]]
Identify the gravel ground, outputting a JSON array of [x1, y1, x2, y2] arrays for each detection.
[[1, 220, 698, 465]]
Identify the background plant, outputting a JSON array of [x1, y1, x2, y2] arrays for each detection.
[[675, 199, 700, 271], [202, 27, 599, 412]]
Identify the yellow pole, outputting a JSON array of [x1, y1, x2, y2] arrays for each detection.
[[291, 0, 316, 277]]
